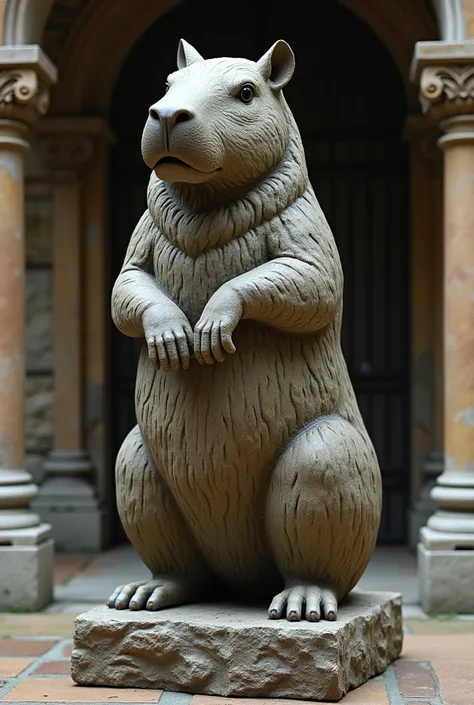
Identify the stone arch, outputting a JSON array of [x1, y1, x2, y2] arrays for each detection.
[[2, 0, 446, 114], [431, 0, 465, 40], [2, 0, 54, 44], [2, 0, 457, 48]]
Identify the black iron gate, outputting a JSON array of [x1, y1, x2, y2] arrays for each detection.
[[307, 137, 410, 543]]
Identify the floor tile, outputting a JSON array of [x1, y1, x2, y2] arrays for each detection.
[[405, 618, 474, 634], [2, 677, 163, 702], [339, 682, 389, 703], [394, 660, 436, 698], [32, 660, 72, 675], [192, 682, 389, 705], [403, 634, 474, 705], [0, 657, 32, 677], [0, 639, 57, 656], [0, 615, 74, 638], [62, 643, 74, 658], [54, 555, 90, 585]]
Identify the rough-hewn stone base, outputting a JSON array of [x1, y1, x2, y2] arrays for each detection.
[[71, 590, 402, 701]]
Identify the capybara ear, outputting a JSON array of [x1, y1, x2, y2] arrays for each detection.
[[257, 40, 295, 91], [177, 39, 205, 70]]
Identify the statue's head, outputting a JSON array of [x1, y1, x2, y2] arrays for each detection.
[[141, 39, 295, 187]]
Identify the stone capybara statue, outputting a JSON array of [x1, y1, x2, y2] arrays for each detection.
[[109, 38, 382, 622]]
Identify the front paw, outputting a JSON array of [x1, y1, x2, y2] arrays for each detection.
[[143, 306, 193, 371], [194, 289, 242, 365]]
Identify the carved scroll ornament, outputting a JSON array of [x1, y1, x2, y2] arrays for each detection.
[[420, 65, 474, 118], [0, 69, 49, 122]]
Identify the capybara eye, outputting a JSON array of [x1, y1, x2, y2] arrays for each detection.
[[239, 84, 254, 103]]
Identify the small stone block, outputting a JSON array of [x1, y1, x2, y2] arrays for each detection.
[[71, 591, 402, 701], [0, 536, 54, 610], [418, 542, 474, 614]]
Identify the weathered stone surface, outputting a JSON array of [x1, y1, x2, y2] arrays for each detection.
[[26, 269, 53, 373], [72, 591, 402, 701], [25, 376, 53, 458]]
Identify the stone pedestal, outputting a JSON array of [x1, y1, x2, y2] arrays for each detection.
[[419, 527, 474, 614], [0, 524, 53, 610], [72, 591, 402, 701]]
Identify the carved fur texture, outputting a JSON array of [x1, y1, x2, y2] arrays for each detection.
[[110, 39, 382, 622]]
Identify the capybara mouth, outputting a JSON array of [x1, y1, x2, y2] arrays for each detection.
[[155, 156, 191, 168]]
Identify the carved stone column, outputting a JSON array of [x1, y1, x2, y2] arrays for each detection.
[[411, 42, 474, 613], [0, 46, 56, 609], [32, 118, 108, 551]]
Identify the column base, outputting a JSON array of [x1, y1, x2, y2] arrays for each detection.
[[33, 450, 107, 551], [0, 523, 54, 611], [408, 452, 443, 551], [32, 501, 108, 552], [418, 527, 474, 614], [409, 498, 437, 551]]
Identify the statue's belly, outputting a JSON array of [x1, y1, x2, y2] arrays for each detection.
[[134, 322, 342, 588]]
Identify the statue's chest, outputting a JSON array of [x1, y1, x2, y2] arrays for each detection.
[[153, 228, 268, 324]]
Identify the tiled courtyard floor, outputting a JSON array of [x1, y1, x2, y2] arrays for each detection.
[[0, 546, 473, 704]]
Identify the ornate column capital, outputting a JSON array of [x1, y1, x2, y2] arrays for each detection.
[[419, 65, 474, 118], [0, 46, 57, 124], [411, 42, 474, 121]]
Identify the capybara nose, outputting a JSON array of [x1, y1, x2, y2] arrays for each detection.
[[149, 104, 193, 131], [148, 104, 193, 151]]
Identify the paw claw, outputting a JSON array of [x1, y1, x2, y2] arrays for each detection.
[[107, 578, 190, 612], [268, 584, 338, 622]]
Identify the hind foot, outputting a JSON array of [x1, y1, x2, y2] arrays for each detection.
[[268, 582, 338, 622], [107, 577, 191, 611]]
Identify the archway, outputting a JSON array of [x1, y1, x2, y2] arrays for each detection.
[[109, 0, 410, 544]]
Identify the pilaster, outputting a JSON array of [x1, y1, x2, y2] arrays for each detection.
[[32, 118, 111, 551]]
